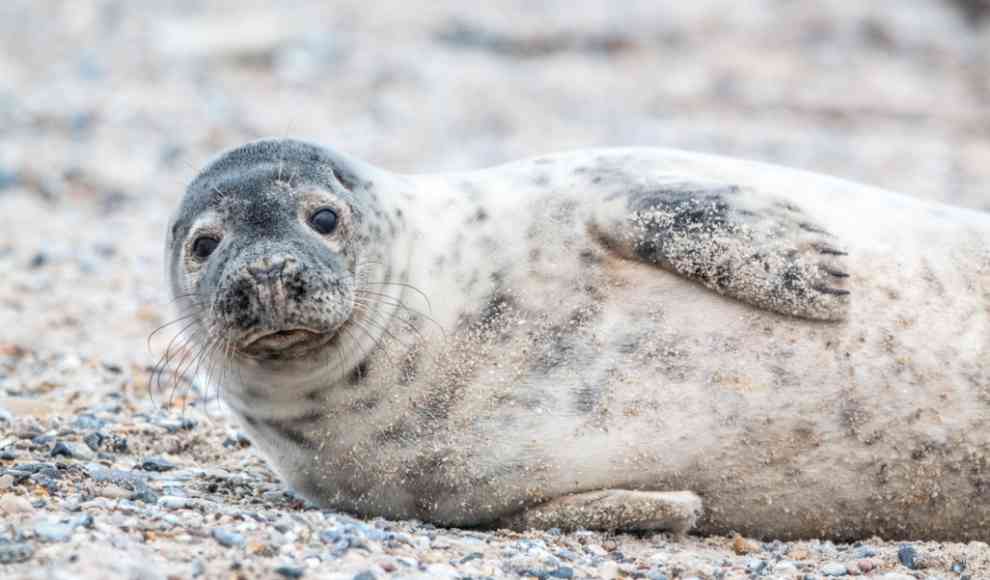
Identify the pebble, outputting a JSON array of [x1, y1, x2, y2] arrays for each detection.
[[211, 528, 246, 547], [0, 474, 14, 489], [353, 572, 377, 580], [732, 534, 762, 555], [0, 494, 34, 514], [898, 544, 919, 569], [275, 565, 305, 578], [51, 440, 86, 458], [821, 561, 847, 576], [140, 457, 177, 472], [83, 431, 105, 451], [0, 542, 33, 564], [35, 521, 75, 542]]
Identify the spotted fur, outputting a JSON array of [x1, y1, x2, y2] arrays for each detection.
[[167, 139, 990, 541]]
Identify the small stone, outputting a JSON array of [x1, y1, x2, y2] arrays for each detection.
[[732, 534, 761, 555], [0, 474, 14, 489], [159, 496, 192, 509], [0, 445, 16, 460], [822, 562, 847, 576], [0, 494, 33, 514], [31, 434, 55, 447], [853, 545, 879, 558], [211, 528, 245, 547], [72, 414, 105, 430], [130, 489, 160, 504], [353, 572, 376, 580], [140, 457, 176, 472], [50, 441, 77, 458], [83, 432, 105, 451], [0, 542, 33, 564], [855, 558, 877, 573], [774, 561, 799, 575], [898, 544, 919, 569], [35, 521, 74, 542], [275, 565, 305, 578]]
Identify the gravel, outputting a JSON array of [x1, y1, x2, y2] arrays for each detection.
[[2, 0, 990, 578]]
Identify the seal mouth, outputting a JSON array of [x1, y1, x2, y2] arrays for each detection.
[[240, 328, 330, 358]]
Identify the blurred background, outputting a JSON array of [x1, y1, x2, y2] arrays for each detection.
[[1, 0, 989, 393]]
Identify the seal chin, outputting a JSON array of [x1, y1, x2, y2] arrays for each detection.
[[239, 327, 334, 359]]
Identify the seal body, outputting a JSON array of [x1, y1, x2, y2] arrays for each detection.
[[167, 139, 990, 541]]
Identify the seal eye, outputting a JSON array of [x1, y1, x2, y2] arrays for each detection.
[[309, 208, 338, 235], [191, 236, 219, 260]]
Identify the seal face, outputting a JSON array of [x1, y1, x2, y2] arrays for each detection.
[[167, 140, 396, 375], [166, 138, 990, 542]]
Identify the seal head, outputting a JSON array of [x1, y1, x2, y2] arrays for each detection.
[[166, 139, 384, 371]]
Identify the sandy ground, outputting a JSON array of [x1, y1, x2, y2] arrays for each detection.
[[2, 1, 990, 578]]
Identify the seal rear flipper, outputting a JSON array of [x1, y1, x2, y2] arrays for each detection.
[[498, 490, 702, 538], [590, 179, 851, 321]]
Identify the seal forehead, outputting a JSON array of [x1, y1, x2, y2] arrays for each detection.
[[175, 138, 345, 237]]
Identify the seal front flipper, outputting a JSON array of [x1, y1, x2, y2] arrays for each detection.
[[498, 490, 702, 538], [590, 179, 851, 321]]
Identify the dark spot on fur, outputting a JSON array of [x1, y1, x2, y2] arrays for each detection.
[[264, 419, 315, 448], [470, 207, 488, 223], [349, 359, 370, 385], [349, 395, 381, 413]]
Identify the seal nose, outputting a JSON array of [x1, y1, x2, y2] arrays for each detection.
[[248, 256, 293, 281]]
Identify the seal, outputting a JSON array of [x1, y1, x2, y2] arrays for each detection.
[[166, 138, 990, 541]]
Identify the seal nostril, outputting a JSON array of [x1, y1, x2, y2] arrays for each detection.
[[249, 259, 288, 280]]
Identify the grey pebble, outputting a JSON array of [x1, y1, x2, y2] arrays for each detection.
[[898, 544, 918, 569], [31, 434, 55, 446], [50, 441, 78, 458], [83, 431, 104, 451], [0, 542, 33, 564], [211, 528, 245, 547], [275, 565, 305, 578], [72, 414, 106, 430], [140, 457, 176, 472], [35, 521, 75, 542], [353, 572, 376, 580], [853, 545, 878, 558], [822, 561, 847, 576], [0, 444, 16, 460]]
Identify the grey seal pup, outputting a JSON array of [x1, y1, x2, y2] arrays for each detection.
[[166, 138, 990, 541]]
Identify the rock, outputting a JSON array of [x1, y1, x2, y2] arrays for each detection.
[[158, 496, 192, 510], [140, 456, 177, 472], [822, 562, 847, 576], [50, 441, 80, 458], [732, 534, 761, 555], [898, 544, 919, 569], [0, 494, 34, 514], [353, 572, 376, 580], [0, 542, 33, 564], [275, 565, 305, 578], [83, 431, 105, 451], [0, 474, 14, 489], [35, 521, 74, 542], [211, 528, 246, 547]]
